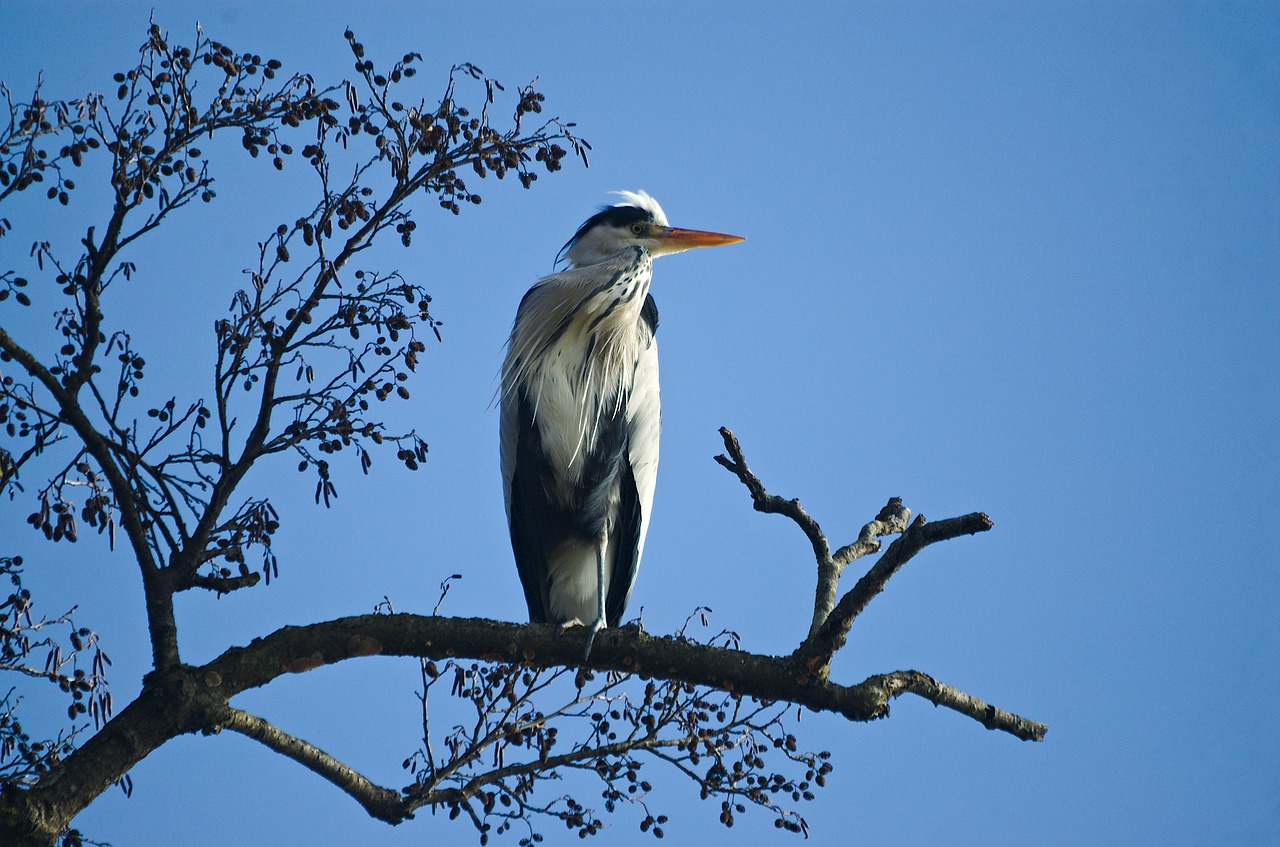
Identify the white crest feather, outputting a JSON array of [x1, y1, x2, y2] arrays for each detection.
[[609, 190, 668, 227]]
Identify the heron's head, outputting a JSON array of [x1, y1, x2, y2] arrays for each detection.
[[557, 190, 744, 268]]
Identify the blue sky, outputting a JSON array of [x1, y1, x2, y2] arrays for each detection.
[[1, 2, 1277, 845]]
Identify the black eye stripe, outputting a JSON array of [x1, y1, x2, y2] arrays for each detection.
[[558, 205, 655, 264]]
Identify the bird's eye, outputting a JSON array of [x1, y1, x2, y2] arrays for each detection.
[[630, 223, 646, 236]]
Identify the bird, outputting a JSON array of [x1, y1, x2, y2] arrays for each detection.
[[500, 190, 744, 656]]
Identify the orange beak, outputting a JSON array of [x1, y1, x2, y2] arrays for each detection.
[[652, 226, 746, 249]]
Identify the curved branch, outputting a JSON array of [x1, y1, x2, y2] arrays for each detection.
[[197, 614, 1042, 740], [814, 498, 912, 637], [217, 707, 407, 823], [714, 426, 831, 567], [5, 613, 1045, 842], [830, 498, 914, 569]]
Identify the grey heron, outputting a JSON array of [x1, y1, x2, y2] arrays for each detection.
[[500, 190, 744, 655]]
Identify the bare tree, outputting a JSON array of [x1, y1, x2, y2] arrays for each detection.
[[0, 22, 1045, 847]]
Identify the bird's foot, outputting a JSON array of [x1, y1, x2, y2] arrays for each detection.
[[559, 618, 585, 630], [582, 616, 606, 661]]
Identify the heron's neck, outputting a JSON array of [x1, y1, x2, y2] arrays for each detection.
[[565, 234, 651, 267]]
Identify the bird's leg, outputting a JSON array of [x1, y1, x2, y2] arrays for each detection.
[[583, 535, 608, 660]]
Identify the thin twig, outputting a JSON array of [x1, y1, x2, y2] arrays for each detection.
[[714, 427, 832, 567]]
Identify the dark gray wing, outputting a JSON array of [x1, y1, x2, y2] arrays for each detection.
[[606, 293, 660, 624], [505, 390, 563, 623]]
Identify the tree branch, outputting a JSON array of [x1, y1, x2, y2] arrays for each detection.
[[813, 498, 913, 637], [713, 427, 997, 681], [182, 571, 262, 595], [216, 707, 408, 823], [4, 612, 1044, 841], [714, 426, 832, 569], [198, 614, 1041, 739], [865, 670, 1046, 740], [0, 325, 179, 670], [794, 513, 994, 678], [830, 498, 914, 568]]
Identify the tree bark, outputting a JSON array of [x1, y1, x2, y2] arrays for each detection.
[[0, 613, 1046, 846]]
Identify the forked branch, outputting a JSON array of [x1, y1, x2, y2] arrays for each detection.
[[795, 511, 993, 676], [715, 426, 1006, 687]]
